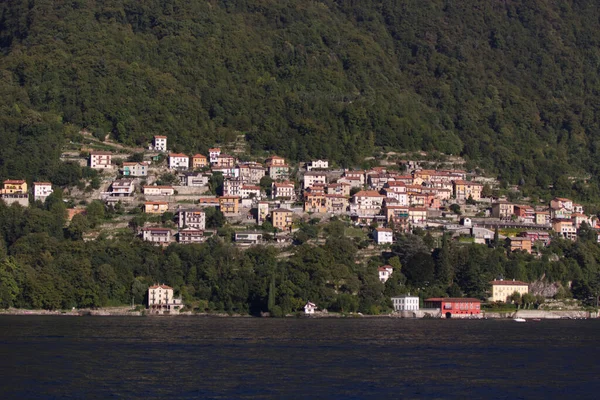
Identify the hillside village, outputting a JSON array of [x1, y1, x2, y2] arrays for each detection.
[[2, 133, 598, 253], [3, 132, 600, 315]]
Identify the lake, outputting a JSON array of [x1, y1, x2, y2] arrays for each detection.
[[1, 316, 599, 399]]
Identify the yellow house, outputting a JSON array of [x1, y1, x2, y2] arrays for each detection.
[[1, 179, 27, 194], [271, 208, 294, 231], [192, 154, 208, 169], [219, 196, 240, 215], [144, 201, 169, 214], [490, 279, 529, 302], [453, 180, 483, 201]]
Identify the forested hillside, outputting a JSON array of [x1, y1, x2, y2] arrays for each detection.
[[2, 1, 600, 194]]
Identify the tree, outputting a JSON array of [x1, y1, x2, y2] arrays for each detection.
[[259, 176, 274, 197], [450, 204, 461, 215]]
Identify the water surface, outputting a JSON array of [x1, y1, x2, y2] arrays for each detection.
[[1, 316, 598, 399]]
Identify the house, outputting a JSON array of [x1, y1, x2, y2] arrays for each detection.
[[391, 295, 420, 311], [148, 284, 183, 314], [535, 210, 551, 225], [208, 148, 221, 164], [266, 156, 290, 179], [343, 170, 366, 186], [211, 166, 237, 178], [234, 231, 264, 245], [378, 265, 393, 282], [374, 228, 394, 244], [492, 202, 514, 219], [178, 229, 205, 244], [326, 183, 351, 197], [271, 208, 294, 231], [304, 194, 327, 213], [144, 201, 169, 214], [223, 177, 243, 197], [337, 176, 363, 188], [215, 154, 236, 168], [490, 279, 529, 302], [143, 185, 175, 196], [513, 205, 535, 224], [89, 151, 112, 169], [383, 205, 409, 229], [240, 185, 261, 199], [111, 179, 135, 197], [272, 181, 295, 200], [153, 135, 167, 151], [518, 231, 551, 246], [352, 190, 385, 211], [303, 172, 327, 189], [178, 208, 206, 230], [122, 161, 149, 177], [506, 237, 532, 253], [1, 179, 27, 194], [550, 197, 573, 212], [180, 172, 210, 187], [198, 197, 220, 207], [33, 182, 52, 202], [307, 160, 329, 171], [325, 194, 349, 214], [552, 218, 577, 240], [169, 153, 189, 170], [192, 154, 208, 169], [571, 213, 590, 229], [219, 196, 240, 215], [237, 164, 266, 184], [304, 301, 316, 314], [142, 227, 172, 243], [453, 180, 483, 201], [408, 207, 427, 224], [424, 298, 481, 318], [257, 201, 269, 224]]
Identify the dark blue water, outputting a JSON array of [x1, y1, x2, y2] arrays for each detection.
[[1, 316, 599, 399]]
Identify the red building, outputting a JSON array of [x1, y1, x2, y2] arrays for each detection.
[[424, 298, 481, 318]]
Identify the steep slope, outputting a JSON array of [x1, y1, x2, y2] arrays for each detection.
[[1, 0, 600, 196]]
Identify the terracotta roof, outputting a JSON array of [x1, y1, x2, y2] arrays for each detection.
[[354, 190, 384, 197], [143, 227, 171, 232], [143, 185, 174, 190], [242, 185, 260, 190], [272, 208, 293, 213], [154, 135, 167, 139], [192, 154, 207, 158], [209, 148, 221, 152], [149, 284, 173, 289], [169, 153, 188, 158], [490, 280, 529, 286], [33, 182, 52, 185], [375, 228, 393, 232], [145, 201, 168, 205]]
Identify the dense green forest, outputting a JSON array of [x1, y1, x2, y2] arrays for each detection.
[[2, 1, 600, 199], [1, 198, 600, 312]]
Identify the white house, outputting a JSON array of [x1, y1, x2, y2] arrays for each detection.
[[378, 265, 393, 283], [240, 185, 261, 199], [89, 151, 112, 169], [154, 135, 167, 151], [169, 153, 189, 170], [235, 231, 264, 245], [304, 301, 316, 314], [148, 284, 183, 314], [178, 208, 206, 230], [33, 182, 53, 202], [391, 295, 420, 311], [272, 181, 295, 200], [374, 228, 393, 244], [111, 179, 135, 197], [143, 185, 175, 196], [178, 229, 205, 244], [209, 148, 221, 164], [307, 159, 329, 171], [303, 172, 327, 189], [142, 227, 172, 243]]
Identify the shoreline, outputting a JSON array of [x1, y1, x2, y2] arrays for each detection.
[[0, 307, 597, 319]]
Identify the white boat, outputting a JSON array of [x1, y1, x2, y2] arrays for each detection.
[[513, 318, 526, 322]]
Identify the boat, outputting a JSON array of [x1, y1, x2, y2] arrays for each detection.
[[513, 318, 526, 322]]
